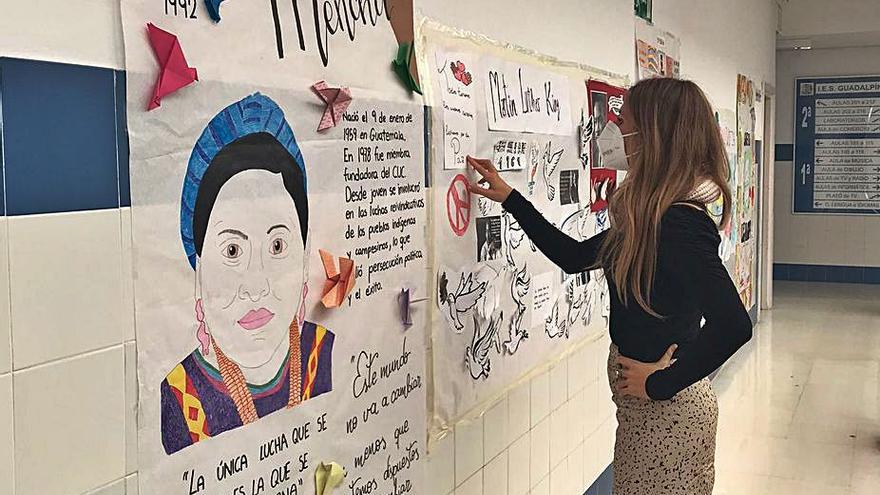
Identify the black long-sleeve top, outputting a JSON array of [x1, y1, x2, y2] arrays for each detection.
[[502, 189, 753, 400]]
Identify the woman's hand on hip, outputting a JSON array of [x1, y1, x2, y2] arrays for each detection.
[[467, 156, 513, 203], [614, 344, 678, 400]]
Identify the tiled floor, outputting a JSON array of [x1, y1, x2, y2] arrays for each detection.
[[713, 282, 880, 495]]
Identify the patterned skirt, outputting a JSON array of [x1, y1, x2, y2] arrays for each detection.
[[607, 344, 718, 495]]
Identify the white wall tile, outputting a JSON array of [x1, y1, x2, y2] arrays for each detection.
[[530, 371, 550, 426], [86, 478, 126, 495], [508, 380, 530, 442], [581, 343, 599, 385], [570, 388, 587, 447], [14, 346, 125, 495], [549, 458, 568, 495], [0, 374, 14, 495], [596, 418, 616, 468], [455, 417, 484, 485], [583, 430, 602, 485], [125, 474, 138, 495], [428, 431, 455, 495], [120, 208, 135, 342], [507, 434, 530, 495], [549, 402, 569, 467], [594, 340, 609, 389], [9, 210, 124, 369], [567, 349, 587, 398], [531, 473, 549, 495], [483, 397, 509, 463], [0, 0, 125, 68], [529, 417, 549, 487], [124, 342, 138, 474], [455, 470, 482, 495], [569, 443, 585, 493], [0, 218, 11, 375], [549, 362, 567, 411], [483, 450, 508, 495], [583, 381, 600, 437]]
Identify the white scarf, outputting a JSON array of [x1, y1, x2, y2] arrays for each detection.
[[683, 179, 721, 204]]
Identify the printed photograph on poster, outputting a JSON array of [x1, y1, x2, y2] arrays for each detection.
[[587, 80, 626, 170], [590, 91, 608, 168], [484, 56, 573, 135], [476, 216, 503, 261], [493, 139, 529, 171], [435, 51, 478, 169], [636, 19, 681, 80], [559, 169, 579, 205]]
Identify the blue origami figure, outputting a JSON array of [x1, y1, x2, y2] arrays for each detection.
[[205, 0, 225, 23]]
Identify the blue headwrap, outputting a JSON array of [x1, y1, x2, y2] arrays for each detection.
[[180, 93, 306, 269]]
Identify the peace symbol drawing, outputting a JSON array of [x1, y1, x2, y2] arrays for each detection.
[[446, 174, 472, 236]]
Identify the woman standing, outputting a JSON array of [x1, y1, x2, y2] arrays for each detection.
[[467, 78, 752, 494]]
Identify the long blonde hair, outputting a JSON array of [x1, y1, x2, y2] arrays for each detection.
[[597, 78, 732, 316]]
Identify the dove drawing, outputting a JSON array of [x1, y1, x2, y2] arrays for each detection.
[[465, 310, 503, 380], [438, 270, 488, 333], [504, 264, 531, 355], [542, 143, 564, 201]]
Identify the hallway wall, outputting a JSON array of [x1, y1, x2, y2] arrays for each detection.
[[0, 1, 778, 494]]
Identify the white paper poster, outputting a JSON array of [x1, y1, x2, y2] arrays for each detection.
[[635, 19, 681, 80], [492, 139, 529, 171], [436, 51, 479, 169], [483, 56, 573, 135], [421, 23, 622, 428], [122, 2, 428, 494]]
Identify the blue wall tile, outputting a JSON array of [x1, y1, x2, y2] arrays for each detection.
[[773, 264, 789, 280], [807, 265, 827, 282], [0, 58, 119, 215], [789, 264, 810, 282], [864, 267, 880, 284], [0, 64, 5, 216], [585, 464, 613, 495], [826, 265, 850, 283], [115, 70, 130, 208], [775, 263, 880, 285]]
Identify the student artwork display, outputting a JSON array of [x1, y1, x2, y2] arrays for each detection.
[[736, 74, 758, 310], [421, 23, 625, 427], [635, 19, 681, 80], [715, 108, 739, 270], [123, 2, 428, 494]]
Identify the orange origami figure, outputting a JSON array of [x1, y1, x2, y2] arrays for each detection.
[[319, 249, 356, 308]]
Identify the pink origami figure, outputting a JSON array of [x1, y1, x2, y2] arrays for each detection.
[[147, 23, 198, 111], [311, 81, 352, 131]]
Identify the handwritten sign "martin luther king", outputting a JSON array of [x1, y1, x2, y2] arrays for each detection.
[[484, 57, 573, 135]]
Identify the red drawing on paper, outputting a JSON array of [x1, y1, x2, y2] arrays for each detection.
[[591, 168, 617, 212], [447, 174, 472, 236], [451, 61, 473, 86]]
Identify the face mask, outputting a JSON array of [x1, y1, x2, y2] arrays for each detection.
[[596, 121, 638, 170]]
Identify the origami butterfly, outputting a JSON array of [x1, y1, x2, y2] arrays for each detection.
[[451, 61, 473, 86]]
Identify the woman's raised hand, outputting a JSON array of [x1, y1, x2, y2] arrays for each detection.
[[466, 156, 513, 203]]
